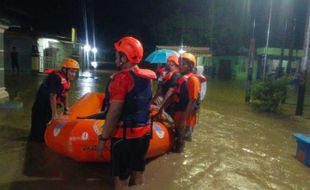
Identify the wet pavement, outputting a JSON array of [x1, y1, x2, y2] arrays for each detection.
[[0, 71, 310, 190]]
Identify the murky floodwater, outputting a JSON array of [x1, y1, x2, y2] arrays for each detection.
[[0, 71, 310, 190]]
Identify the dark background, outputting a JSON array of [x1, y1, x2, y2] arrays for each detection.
[[0, 0, 309, 54]]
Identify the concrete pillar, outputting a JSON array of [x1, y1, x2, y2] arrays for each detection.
[[0, 24, 9, 103]]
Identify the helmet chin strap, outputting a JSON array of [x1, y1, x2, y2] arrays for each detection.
[[116, 61, 124, 71], [118, 56, 130, 69], [117, 53, 133, 70], [62, 68, 69, 80]]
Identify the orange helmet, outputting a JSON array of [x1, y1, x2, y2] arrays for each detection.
[[62, 58, 80, 70], [180, 53, 196, 67], [167, 54, 179, 66], [114, 36, 143, 64]]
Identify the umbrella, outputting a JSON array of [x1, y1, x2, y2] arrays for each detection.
[[145, 49, 179, 64]]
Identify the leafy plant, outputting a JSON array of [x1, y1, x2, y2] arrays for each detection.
[[250, 77, 289, 112]]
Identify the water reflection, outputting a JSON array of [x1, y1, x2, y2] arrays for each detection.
[[1, 72, 310, 190], [18, 142, 113, 190]]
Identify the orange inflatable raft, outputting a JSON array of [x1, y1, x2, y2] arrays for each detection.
[[45, 92, 174, 162]]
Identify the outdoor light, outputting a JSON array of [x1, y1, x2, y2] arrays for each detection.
[[91, 47, 97, 54], [38, 38, 59, 50], [84, 44, 91, 52], [81, 71, 92, 78], [91, 61, 98, 68], [179, 48, 186, 54]]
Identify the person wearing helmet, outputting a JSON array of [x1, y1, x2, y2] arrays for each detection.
[[172, 53, 201, 152], [193, 65, 207, 102], [97, 36, 156, 189], [153, 54, 182, 117], [28, 58, 79, 143]]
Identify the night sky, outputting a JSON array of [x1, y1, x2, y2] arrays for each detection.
[[1, 0, 179, 51], [1, 0, 309, 54]]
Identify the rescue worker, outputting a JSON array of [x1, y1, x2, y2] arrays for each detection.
[[153, 54, 182, 117], [194, 65, 207, 102], [173, 53, 200, 151], [155, 64, 165, 79], [97, 36, 156, 189], [29, 58, 79, 143], [152, 65, 167, 106]]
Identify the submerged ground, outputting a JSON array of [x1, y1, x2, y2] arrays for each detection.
[[0, 71, 309, 190]]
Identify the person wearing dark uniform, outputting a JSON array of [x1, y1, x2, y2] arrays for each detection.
[[10, 47, 19, 72], [29, 58, 80, 143], [97, 36, 156, 190], [155, 54, 182, 117]]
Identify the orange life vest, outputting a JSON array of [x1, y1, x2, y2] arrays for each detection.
[[163, 70, 178, 83], [53, 70, 70, 105], [172, 73, 195, 111]]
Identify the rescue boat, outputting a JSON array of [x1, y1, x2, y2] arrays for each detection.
[[44, 92, 174, 162]]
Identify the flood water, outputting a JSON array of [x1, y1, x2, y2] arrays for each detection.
[[0, 71, 310, 190]]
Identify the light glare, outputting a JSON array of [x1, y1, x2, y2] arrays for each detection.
[[84, 44, 91, 52], [91, 47, 98, 53], [91, 61, 98, 68]]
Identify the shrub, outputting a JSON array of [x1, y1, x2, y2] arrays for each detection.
[[250, 77, 289, 112]]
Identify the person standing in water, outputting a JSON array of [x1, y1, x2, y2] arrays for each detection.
[[29, 58, 79, 143], [173, 53, 200, 151], [97, 36, 156, 189]]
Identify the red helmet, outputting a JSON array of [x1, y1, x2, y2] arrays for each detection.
[[180, 53, 196, 67], [167, 54, 179, 66], [114, 36, 143, 64]]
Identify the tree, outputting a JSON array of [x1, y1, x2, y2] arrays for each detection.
[[148, 0, 250, 55]]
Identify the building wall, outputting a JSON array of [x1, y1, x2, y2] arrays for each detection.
[[4, 31, 33, 72], [0, 31, 5, 88], [0, 25, 9, 102], [209, 56, 247, 80], [37, 38, 80, 72]]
